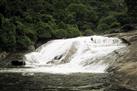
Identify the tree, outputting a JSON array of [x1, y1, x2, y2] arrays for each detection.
[[36, 22, 53, 40], [83, 29, 95, 36], [125, 0, 137, 23], [0, 19, 16, 51], [0, 13, 4, 27], [0, 0, 128, 51], [16, 36, 33, 50], [66, 25, 81, 38], [97, 23, 110, 33], [53, 29, 67, 39], [66, 3, 98, 30]]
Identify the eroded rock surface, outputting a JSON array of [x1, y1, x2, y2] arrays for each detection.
[[106, 30, 137, 91]]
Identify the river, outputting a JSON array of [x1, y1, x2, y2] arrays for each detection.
[[0, 73, 109, 91]]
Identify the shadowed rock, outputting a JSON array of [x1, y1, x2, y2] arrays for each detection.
[[11, 60, 25, 66], [54, 55, 63, 60], [119, 37, 131, 45], [91, 37, 93, 41]]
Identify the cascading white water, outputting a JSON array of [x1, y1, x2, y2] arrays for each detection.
[[20, 36, 125, 74], [0, 36, 126, 74]]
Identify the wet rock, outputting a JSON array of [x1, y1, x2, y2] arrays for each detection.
[[0, 52, 8, 60], [91, 37, 93, 41], [54, 55, 63, 60], [119, 37, 131, 45], [129, 35, 137, 42], [11, 60, 25, 66]]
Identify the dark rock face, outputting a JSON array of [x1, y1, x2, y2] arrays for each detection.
[[11, 60, 25, 66], [119, 37, 131, 45]]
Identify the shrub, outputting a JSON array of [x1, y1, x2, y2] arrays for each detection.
[[36, 22, 52, 39], [99, 15, 117, 25], [97, 15, 120, 33], [83, 29, 95, 36], [97, 23, 110, 33], [53, 29, 67, 39], [0, 19, 16, 51], [66, 25, 81, 38], [110, 22, 120, 28]]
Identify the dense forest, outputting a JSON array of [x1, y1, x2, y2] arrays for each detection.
[[0, 0, 136, 52]]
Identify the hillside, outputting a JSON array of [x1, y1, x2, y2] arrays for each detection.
[[0, 0, 129, 51]]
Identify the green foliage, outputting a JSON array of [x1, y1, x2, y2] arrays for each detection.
[[0, 14, 4, 26], [0, 0, 131, 51], [83, 29, 95, 36], [0, 19, 16, 51], [36, 22, 53, 40], [66, 3, 98, 30], [99, 16, 117, 26], [125, 0, 137, 23], [66, 25, 81, 38], [16, 36, 33, 50], [53, 29, 67, 39], [97, 15, 120, 33], [115, 14, 129, 25], [97, 23, 110, 33], [110, 22, 120, 28]]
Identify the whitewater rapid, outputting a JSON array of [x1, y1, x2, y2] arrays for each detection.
[[0, 36, 126, 74]]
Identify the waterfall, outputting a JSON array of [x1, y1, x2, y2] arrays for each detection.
[[0, 36, 126, 74], [20, 36, 125, 74]]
